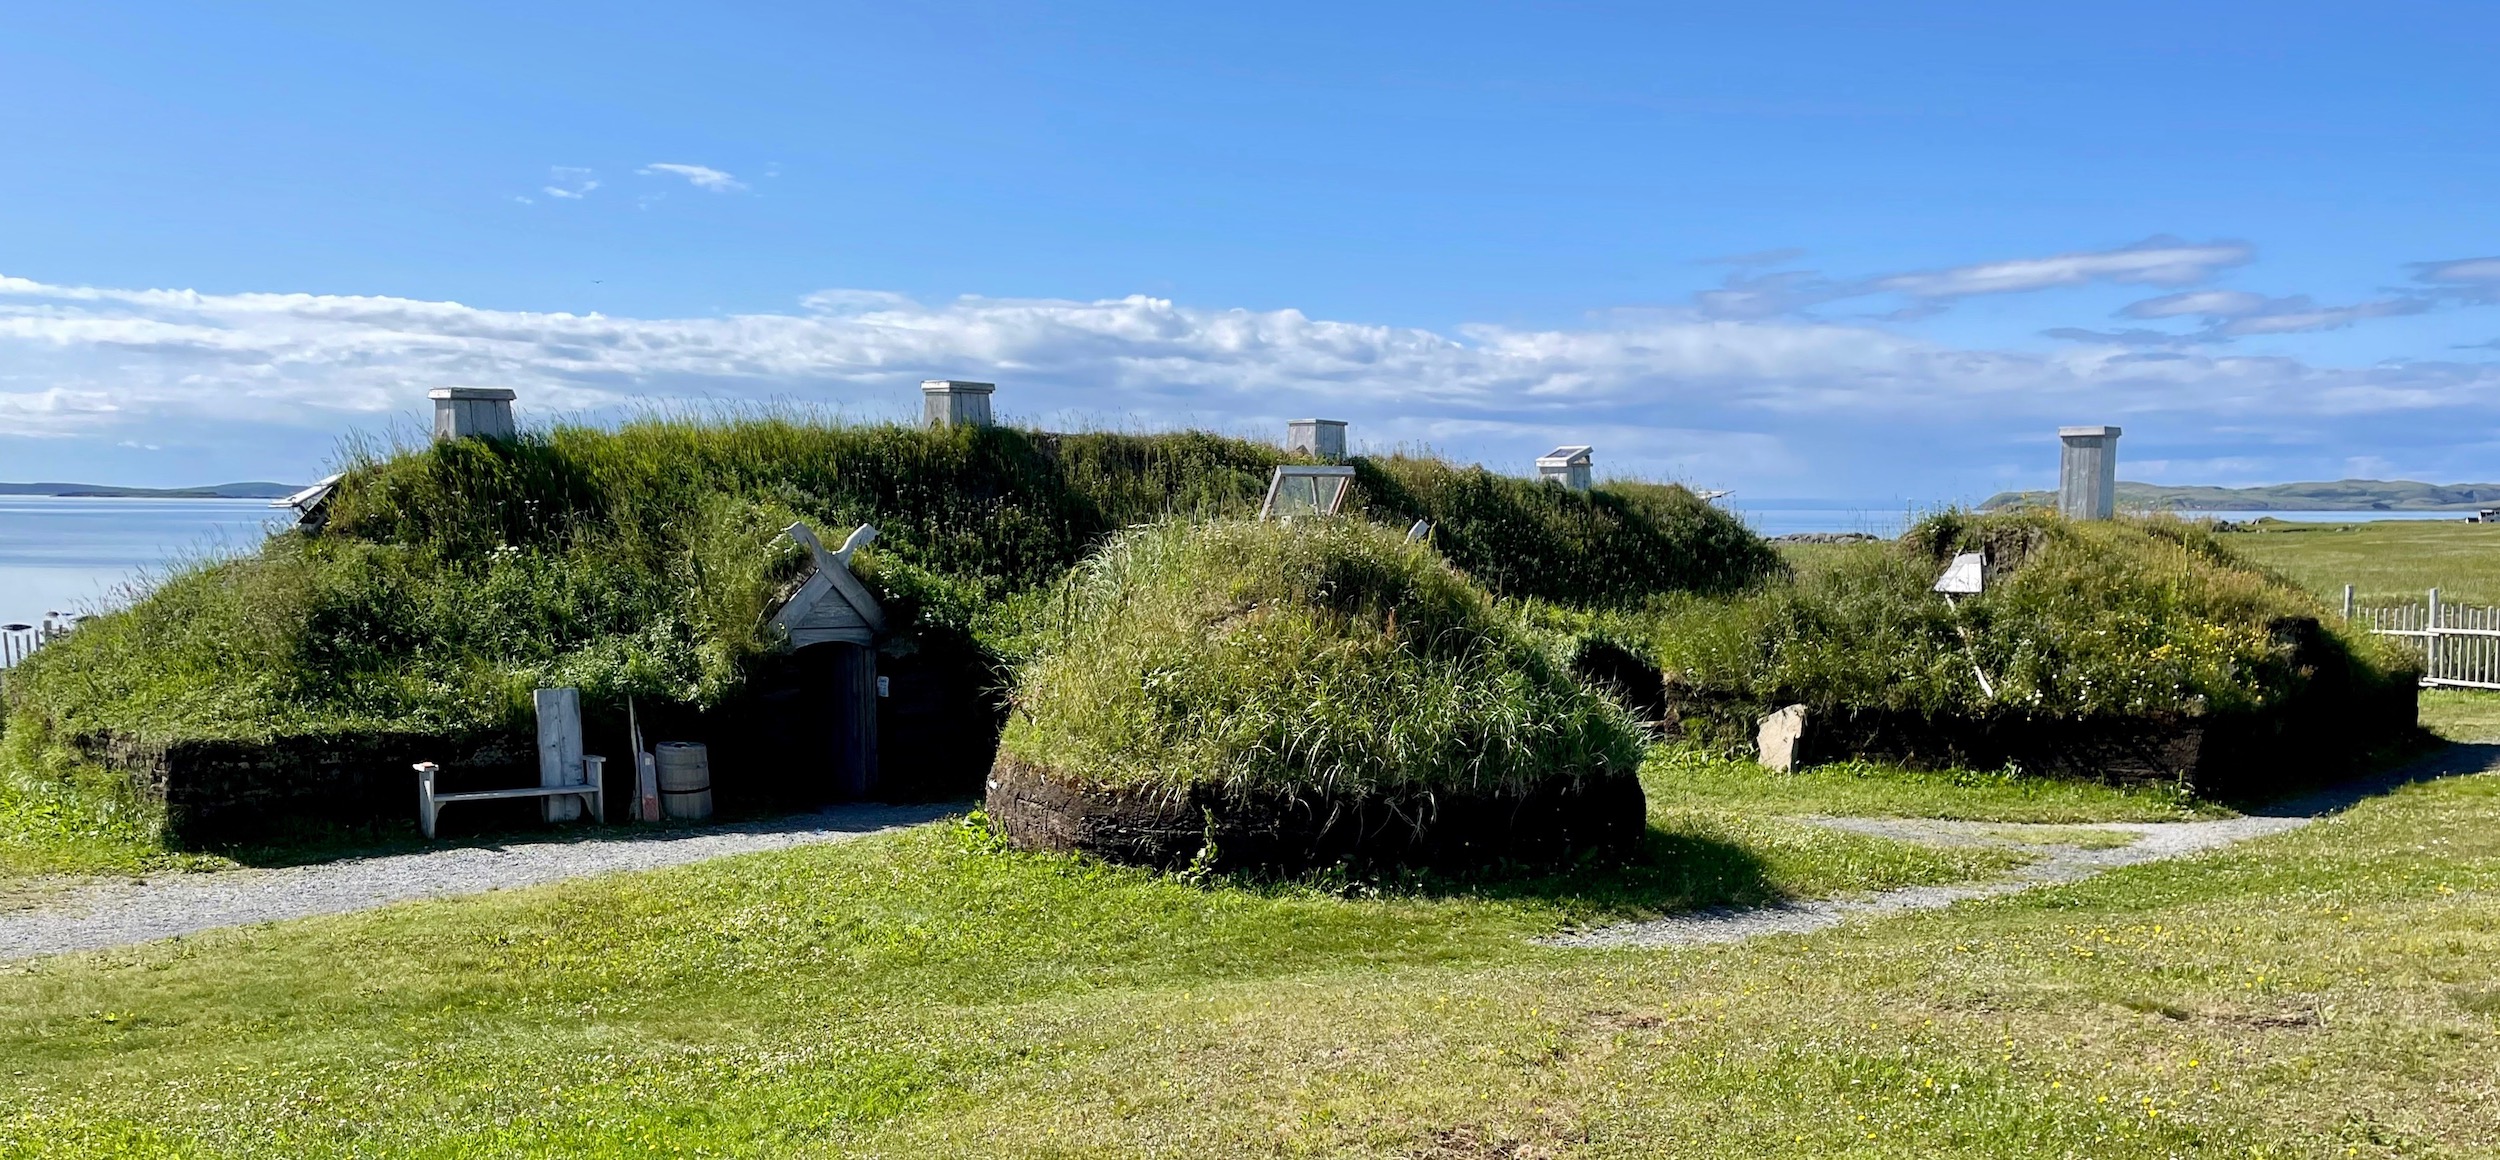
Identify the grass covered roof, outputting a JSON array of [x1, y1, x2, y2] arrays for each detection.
[[997, 518, 1647, 798], [1647, 511, 2417, 722], [2, 417, 1771, 750]]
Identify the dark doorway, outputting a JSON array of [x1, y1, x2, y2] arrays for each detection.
[[739, 642, 876, 808], [873, 636, 1007, 801]]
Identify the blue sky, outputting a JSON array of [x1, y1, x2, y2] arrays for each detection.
[[3, 1, 2497, 500]]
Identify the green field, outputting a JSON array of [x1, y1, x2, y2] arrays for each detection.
[[2219, 518, 2500, 606], [6, 745, 2499, 1157], [6, 511, 2499, 1155], [1782, 517, 2500, 610]]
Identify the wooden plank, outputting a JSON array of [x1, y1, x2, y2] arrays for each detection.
[[817, 554, 888, 635], [535, 687, 585, 822], [432, 785, 602, 804], [795, 593, 869, 633], [769, 522, 887, 648], [769, 570, 838, 636], [417, 762, 440, 840], [835, 643, 878, 799], [784, 521, 887, 633]]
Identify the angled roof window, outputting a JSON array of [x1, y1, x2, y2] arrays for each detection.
[[1258, 465, 1357, 520]]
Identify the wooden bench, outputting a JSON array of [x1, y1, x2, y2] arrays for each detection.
[[415, 758, 605, 840]]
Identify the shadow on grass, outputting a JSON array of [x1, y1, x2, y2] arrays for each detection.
[[2245, 738, 2500, 819], [183, 801, 971, 871], [1188, 738, 2500, 921], [1202, 825, 1783, 926]]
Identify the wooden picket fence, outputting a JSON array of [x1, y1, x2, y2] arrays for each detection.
[[2346, 586, 2500, 690], [0, 616, 76, 671]]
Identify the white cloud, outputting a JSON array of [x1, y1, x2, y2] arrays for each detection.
[[2415, 256, 2500, 285], [1712, 241, 2475, 347], [2415, 255, 2500, 304], [1694, 237, 2254, 320], [2111, 288, 2432, 338], [2120, 290, 2271, 319], [638, 163, 747, 193], [1873, 237, 2252, 299], [2215, 297, 2427, 336], [2124, 455, 2272, 484], [541, 167, 598, 200], [1692, 270, 1856, 320], [2, 272, 2496, 493]]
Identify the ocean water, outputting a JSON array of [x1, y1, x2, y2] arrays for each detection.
[[0, 497, 284, 626], [1725, 503, 2480, 540], [1726, 502, 1931, 539]]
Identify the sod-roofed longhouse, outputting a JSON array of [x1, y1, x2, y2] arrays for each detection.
[[987, 519, 1651, 871], [1645, 512, 2422, 796], [0, 413, 1770, 846]]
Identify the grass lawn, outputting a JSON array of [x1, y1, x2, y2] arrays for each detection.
[[2422, 689, 2500, 743], [0, 739, 235, 882], [8, 745, 2500, 1157], [2213, 517, 2500, 745], [1641, 747, 2215, 823], [1782, 515, 2500, 610], [2219, 519, 2500, 606], [5, 515, 2497, 1155]]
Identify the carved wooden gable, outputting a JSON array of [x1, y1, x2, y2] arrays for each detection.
[[767, 522, 888, 648]]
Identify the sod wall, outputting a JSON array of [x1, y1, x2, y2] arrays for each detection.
[[985, 756, 1646, 872]]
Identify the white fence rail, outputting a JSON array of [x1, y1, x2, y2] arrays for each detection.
[[2346, 586, 2500, 690], [0, 616, 77, 670]]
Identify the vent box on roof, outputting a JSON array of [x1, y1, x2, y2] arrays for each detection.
[[1286, 419, 1347, 462], [922, 380, 996, 429], [429, 388, 516, 442]]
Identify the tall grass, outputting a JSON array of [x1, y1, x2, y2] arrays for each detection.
[[1352, 458, 1779, 605], [1643, 511, 2416, 726], [2, 417, 1772, 759], [998, 519, 1647, 796]]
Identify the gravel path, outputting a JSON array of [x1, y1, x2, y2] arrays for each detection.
[[1545, 745, 2500, 950], [11, 749, 2488, 962], [0, 803, 960, 962], [1541, 815, 2305, 949]]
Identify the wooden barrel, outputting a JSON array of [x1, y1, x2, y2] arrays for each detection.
[[654, 742, 713, 821]]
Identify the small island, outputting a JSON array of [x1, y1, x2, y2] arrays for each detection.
[[0, 481, 300, 499]]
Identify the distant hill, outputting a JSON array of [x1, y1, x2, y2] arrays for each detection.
[[0, 481, 299, 500], [1979, 479, 2500, 513]]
